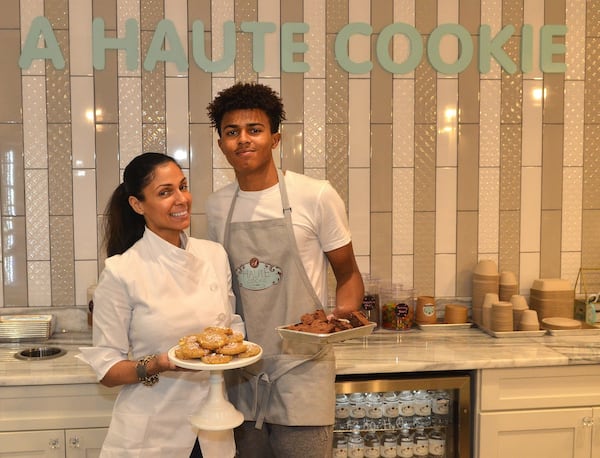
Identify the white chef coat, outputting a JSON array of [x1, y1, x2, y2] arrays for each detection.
[[78, 228, 243, 458]]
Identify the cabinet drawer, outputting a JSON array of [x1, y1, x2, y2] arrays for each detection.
[[479, 365, 600, 411]]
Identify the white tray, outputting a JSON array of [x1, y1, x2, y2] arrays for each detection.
[[168, 341, 262, 371], [417, 322, 473, 332], [545, 325, 600, 336], [276, 322, 376, 345], [478, 325, 547, 338]]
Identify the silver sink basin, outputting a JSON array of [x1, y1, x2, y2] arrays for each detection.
[[14, 346, 66, 361]]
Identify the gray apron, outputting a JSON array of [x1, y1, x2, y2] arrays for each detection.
[[224, 170, 335, 428]]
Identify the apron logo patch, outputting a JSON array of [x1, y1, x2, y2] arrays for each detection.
[[236, 258, 282, 291]]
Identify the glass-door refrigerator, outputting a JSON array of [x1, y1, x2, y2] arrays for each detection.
[[333, 371, 472, 458]]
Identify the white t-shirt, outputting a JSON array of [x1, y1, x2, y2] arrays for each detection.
[[205, 170, 352, 304]]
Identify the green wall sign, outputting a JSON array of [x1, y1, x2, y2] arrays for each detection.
[[19, 17, 567, 74]]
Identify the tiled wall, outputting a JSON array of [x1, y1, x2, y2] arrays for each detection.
[[0, 0, 599, 308]]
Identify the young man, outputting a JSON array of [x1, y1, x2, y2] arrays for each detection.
[[206, 82, 364, 458]]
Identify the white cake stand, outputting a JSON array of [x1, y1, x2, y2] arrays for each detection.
[[168, 343, 262, 431]]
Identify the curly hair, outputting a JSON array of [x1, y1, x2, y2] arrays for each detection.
[[207, 82, 286, 136]]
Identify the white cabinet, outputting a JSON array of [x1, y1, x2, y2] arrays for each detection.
[[477, 365, 600, 458], [0, 428, 107, 457], [0, 383, 118, 458]]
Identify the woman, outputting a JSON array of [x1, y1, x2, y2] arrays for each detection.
[[78, 152, 242, 457]]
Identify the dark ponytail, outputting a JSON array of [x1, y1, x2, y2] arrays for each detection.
[[103, 153, 180, 257]]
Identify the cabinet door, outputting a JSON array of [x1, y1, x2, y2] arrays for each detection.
[[65, 428, 107, 458], [479, 407, 592, 458], [0, 430, 64, 457]]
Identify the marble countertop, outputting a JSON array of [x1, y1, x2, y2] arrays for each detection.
[[3, 326, 600, 386]]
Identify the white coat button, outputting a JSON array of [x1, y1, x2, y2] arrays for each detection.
[[210, 283, 218, 291]]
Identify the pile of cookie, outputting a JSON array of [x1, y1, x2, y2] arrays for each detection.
[[285, 309, 371, 334], [174, 326, 260, 364]]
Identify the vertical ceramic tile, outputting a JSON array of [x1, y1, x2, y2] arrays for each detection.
[[75, 259, 98, 306], [540, 209, 562, 278], [561, 166, 582, 252], [20, 0, 45, 77], [117, 0, 141, 77], [478, 167, 499, 254], [371, 212, 392, 282], [303, 0, 325, 78], [164, 0, 188, 77], [436, 167, 457, 254], [141, 31, 166, 124], [71, 77, 96, 168], [3, 216, 27, 306], [69, 0, 93, 77], [519, 251, 540, 295], [415, 0, 437, 34], [561, 252, 581, 292], [190, 124, 214, 213], [281, 73, 304, 123], [371, 58, 393, 124], [458, 43, 481, 124], [166, 77, 190, 167], [349, 79, 371, 167], [93, 0, 117, 30], [48, 124, 73, 216], [583, 124, 600, 210], [459, 0, 481, 33], [50, 215, 75, 306], [27, 261, 51, 306], [325, 34, 348, 124], [371, 124, 392, 212], [188, 31, 213, 124], [118, 77, 143, 167], [326, 129, 349, 205], [480, 0, 502, 79], [346, 0, 370, 80], [435, 254, 456, 297], [73, 169, 98, 260], [523, 0, 544, 79], [586, 0, 600, 35], [520, 166, 542, 252], [0, 125, 25, 217], [457, 124, 479, 211], [46, 30, 71, 124], [393, 167, 414, 255], [212, 0, 235, 77], [281, 124, 304, 175], [521, 79, 543, 166], [326, 0, 348, 33], [25, 169, 50, 260], [563, 81, 584, 167], [437, 78, 458, 167], [94, 31, 119, 124], [499, 124, 521, 211], [581, 210, 600, 271], [541, 124, 563, 210], [584, 38, 600, 124], [95, 124, 120, 216], [456, 210, 478, 296], [393, 255, 414, 287], [22, 76, 48, 168], [414, 63, 436, 124], [235, 0, 257, 82], [479, 79, 501, 167], [393, 79, 415, 167], [0, 30, 22, 123], [413, 211, 435, 297], [498, 209, 520, 274], [436, 0, 459, 81], [543, 74, 565, 124], [304, 79, 326, 168], [414, 124, 436, 212], [257, 0, 281, 78], [45, 0, 68, 28], [349, 168, 370, 256], [1, 0, 19, 28], [392, 0, 415, 80], [565, 0, 586, 81], [211, 77, 236, 170]]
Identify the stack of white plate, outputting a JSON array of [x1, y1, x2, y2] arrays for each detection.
[[529, 279, 574, 321], [472, 260, 499, 325], [0, 314, 55, 342]]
